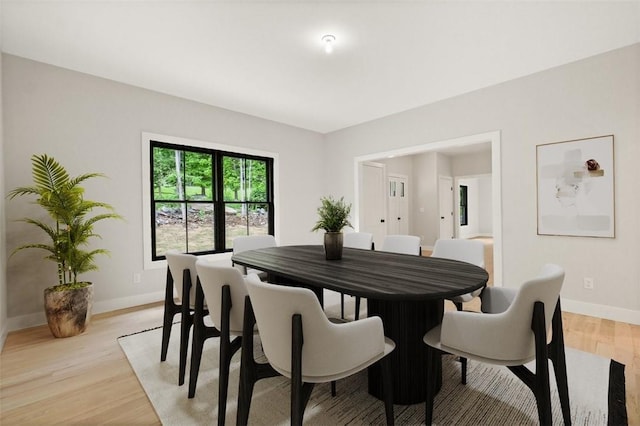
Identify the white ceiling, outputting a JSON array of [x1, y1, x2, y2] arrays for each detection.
[[2, 1, 639, 134]]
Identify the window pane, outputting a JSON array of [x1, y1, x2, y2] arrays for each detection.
[[185, 151, 213, 201], [186, 203, 215, 252], [225, 202, 246, 248], [155, 202, 187, 255], [223, 156, 244, 201], [246, 159, 268, 202], [248, 203, 269, 235], [153, 147, 183, 200]]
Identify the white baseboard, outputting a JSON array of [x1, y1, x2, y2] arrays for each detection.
[[6, 291, 165, 333], [562, 297, 640, 325]]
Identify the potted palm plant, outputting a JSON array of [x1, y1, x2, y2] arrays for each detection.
[[312, 196, 352, 260], [8, 154, 122, 338]]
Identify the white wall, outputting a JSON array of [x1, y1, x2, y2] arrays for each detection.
[[2, 55, 325, 329], [325, 44, 640, 324], [0, 23, 7, 349]]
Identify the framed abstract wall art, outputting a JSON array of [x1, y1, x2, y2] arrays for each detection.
[[536, 135, 615, 238]]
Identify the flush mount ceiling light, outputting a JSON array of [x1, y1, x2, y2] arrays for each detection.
[[321, 34, 336, 54]]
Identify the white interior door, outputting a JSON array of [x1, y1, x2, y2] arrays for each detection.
[[438, 176, 454, 240], [360, 162, 387, 248], [387, 174, 408, 235]]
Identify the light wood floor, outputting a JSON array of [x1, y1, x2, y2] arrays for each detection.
[[2, 240, 638, 425]]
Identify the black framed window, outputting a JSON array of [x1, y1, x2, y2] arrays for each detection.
[[150, 140, 274, 260], [459, 185, 468, 226]]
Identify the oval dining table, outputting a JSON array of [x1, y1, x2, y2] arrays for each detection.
[[232, 244, 489, 405]]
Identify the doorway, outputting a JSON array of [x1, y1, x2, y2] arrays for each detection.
[[354, 131, 502, 286]]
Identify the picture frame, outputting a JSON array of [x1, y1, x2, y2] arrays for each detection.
[[536, 135, 615, 238]]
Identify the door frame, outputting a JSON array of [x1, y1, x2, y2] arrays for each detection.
[[353, 130, 502, 287]]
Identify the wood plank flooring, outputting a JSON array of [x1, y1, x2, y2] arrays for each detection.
[[2, 239, 638, 425]]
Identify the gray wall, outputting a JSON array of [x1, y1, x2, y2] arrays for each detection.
[[325, 43, 640, 322], [2, 55, 325, 328]]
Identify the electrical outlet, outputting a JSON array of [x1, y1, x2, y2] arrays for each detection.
[[583, 277, 594, 289], [133, 272, 142, 284]]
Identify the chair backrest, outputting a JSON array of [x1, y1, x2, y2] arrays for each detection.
[[380, 235, 421, 255], [245, 275, 384, 378], [486, 263, 564, 361], [232, 235, 277, 254], [343, 232, 374, 250], [431, 238, 485, 268], [195, 260, 248, 334], [165, 251, 198, 304]]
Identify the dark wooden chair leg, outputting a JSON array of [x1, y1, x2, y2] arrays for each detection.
[[340, 293, 345, 319], [188, 280, 220, 398], [460, 357, 467, 385], [236, 296, 280, 426], [424, 346, 437, 425], [380, 354, 395, 426], [217, 285, 242, 426], [161, 267, 179, 362], [178, 269, 194, 386], [291, 314, 314, 426], [331, 381, 336, 397], [508, 301, 553, 426], [355, 296, 361, 320], [549, 299, 571, 425]]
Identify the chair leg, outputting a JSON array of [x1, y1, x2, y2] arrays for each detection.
[[340, 293, 345, 319], [161, 267, 179, 362], [291, 313, 314, 426], [380, 354, 395, 426], [236, 296, 280, 426], [508, 301, 553, 426], [217, 285, 242, 426], [188, 280, 221, 398], [424, 346, 438, 425], [549, 299, 571, 425], [178, 269, 194, 386], [355, 296, 361, 320], [454, 301, 463, 311], [460, 357, 467, 385], [331, 381, 336, 397]]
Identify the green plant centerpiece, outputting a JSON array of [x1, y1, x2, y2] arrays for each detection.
[[312, 196, 352, 260], [8, 154, 122, 338]]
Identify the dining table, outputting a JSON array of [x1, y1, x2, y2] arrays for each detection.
[[231, 244, 489, 405]]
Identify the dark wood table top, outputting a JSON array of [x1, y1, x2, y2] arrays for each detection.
[[232, 245, 488, 301]]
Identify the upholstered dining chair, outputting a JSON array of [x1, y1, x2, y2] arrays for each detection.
[[423, 264, 570, 425], [162, 251, 199, 386], [189, 261, 255, 426], [238, 274, 396, 426], [431, 238, 486, 311], [380, 234, 422, 255], [232, 235, 277, 277], [341, 231, 374, 319]]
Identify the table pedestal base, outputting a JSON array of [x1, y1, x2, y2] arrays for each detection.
[[367, 298, 444, 405]]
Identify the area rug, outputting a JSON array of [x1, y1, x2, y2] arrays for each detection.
[[118, 298, 627, 425]]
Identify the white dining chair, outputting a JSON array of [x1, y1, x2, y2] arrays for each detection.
[[232, 234, 276, 277], [341, 231, 374, 319], [238, 274, 396, 426], [431, 238, 486, 311], [189, 261, 256, 426], [423, 263, 570, 425], [162, 251, 199, 386], [380, 234, 422, 255]]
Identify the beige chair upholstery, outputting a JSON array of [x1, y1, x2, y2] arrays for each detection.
[[431, 238, 486, 310], [189, 261, 254, 425], [343, 231, 374, 250], [423, 264, 570, 425], [380, 234, 421, 255], [341, 231, 374, 319], [162, 251, 199, 386], [238, 275, 396, 426], [232, 235, 276, 276]]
